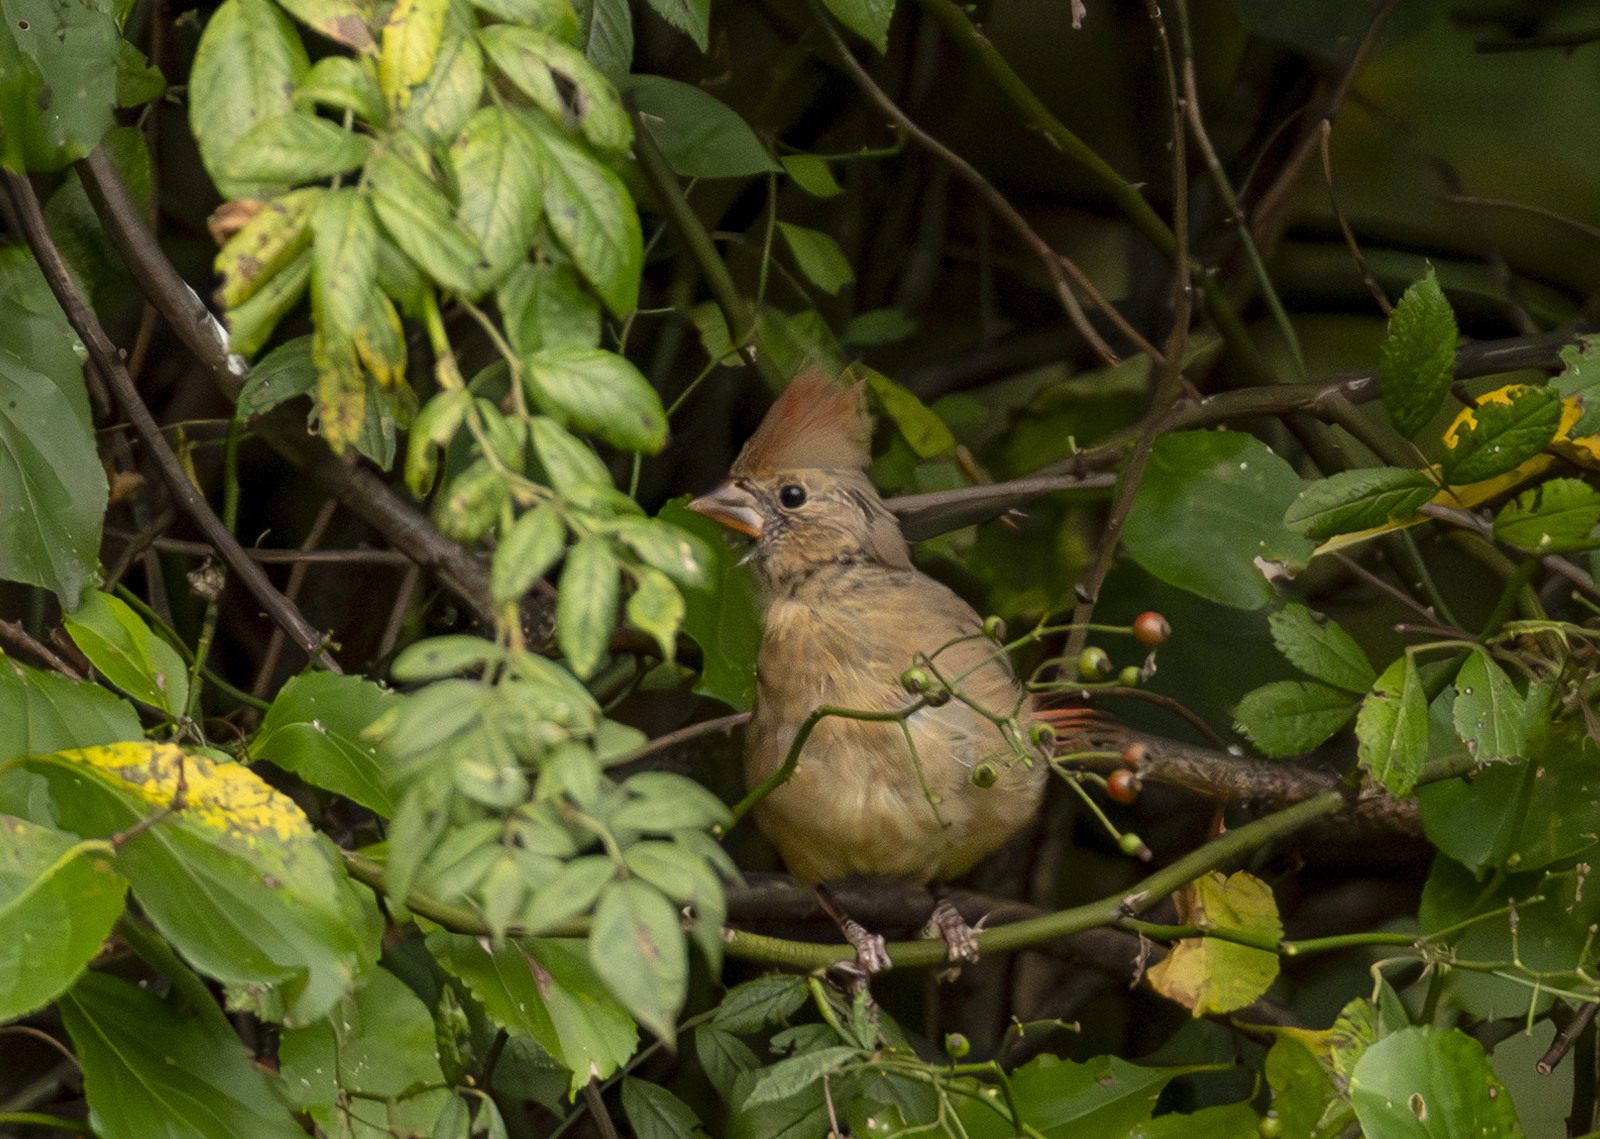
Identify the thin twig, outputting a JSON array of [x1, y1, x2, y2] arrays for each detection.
[[1321, 120, 1393, 315], [0, 620, 85, 679], [2, 168, 342, 673], [254, 497, 339, 698]]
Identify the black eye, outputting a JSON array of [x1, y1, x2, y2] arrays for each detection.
[[778, 484, 807, 509]]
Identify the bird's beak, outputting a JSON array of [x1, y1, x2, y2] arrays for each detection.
[[688, 481, 764, 539]]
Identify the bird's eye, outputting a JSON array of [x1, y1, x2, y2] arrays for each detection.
[[778, 484, 807, 509]]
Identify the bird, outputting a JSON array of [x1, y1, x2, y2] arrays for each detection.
[[689, 367, 1053, 971]]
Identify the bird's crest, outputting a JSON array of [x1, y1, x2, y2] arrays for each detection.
[[731, 367, 870, 476]]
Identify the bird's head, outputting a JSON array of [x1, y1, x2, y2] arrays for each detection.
[[689, 369, 912, 594]]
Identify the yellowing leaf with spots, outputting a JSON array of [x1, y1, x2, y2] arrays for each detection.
[[1147, 870, 1282, 1017], [23, 742, 380, 1025]]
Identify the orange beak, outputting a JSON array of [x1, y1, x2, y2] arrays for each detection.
[[688, 481, 764, 539]]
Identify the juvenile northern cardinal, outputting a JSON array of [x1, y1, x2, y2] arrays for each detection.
[[690, 369, 1053, 969]]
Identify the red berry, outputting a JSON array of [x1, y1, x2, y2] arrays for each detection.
[[1107, 769, 1141, 804], [1133, 611, 1171, 647], [1121, 742, 1148, 770]]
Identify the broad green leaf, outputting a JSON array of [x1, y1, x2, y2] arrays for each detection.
[[1146, 871, 1282, 1017], [584, 0, 633, 79], [64, 591, 188, 717], [27, 742, 378, 1024], [623, 836, 723, 969], [0, 290, 105, 610], [1268, 604, 1375, 692], [558, 534, 620, 678], [695, 1024, 761, 1098], [0, 0, 144, 172], [612, 771, 732, 833], [0, 658, 142, 762], [623, 1077, 707, 1139], [1380, 267, 1458, 439], [429, 931, 638, 1095], [1552, 334, 1600, 440], [862, 368, 956, 458], [188, 0, 310, 197], [0, 818, 125, 1020], [379, 0, 448, 111], [778, 222, 854, 295], [293, 55, 385, 126], [214, 187, 322, 308], [952, 1052, 1205, 1138], [781, 153, 843, 199], [276, 0, 375, 50], [396, 7, 485, 145], [1493, 477, 1600, 552], [1439, 383, 1561, 485], [627, 567, 686, 662], [254, 672, 402, 815], [842, 306, 916, 346], [1233, 680, 1359, 758], [468, 0, 578, 38], [238, 335, 317, 417], [1284, 466, 1437, 541], [278, 965, 450, 1136], [590, 878, 687, 1042], [213, 111, 373, 187], [226, 247, 313, 357], [499, 260, 602, 354], [712, 973, 808, 1033], [521, 111, 643, 316], [37, 127, 151, 302], [624, 74, 777, 177], [743, 1046, 863, 1109], [1123, 431, 1313, 610], [605, 516, 709, 586], [522, 348, 667, 452], [1356, 655, 1428, 797], [529, 415, 615, 496], [480, 25, 631, 154], [820, 0, 893, 52], [1349, 1026, 1525, 1139], [1452, 650, 1525, 764], [660, 496, 760, 710], [451, 106, 544, 288], [391, 635, 507, 682], [640, 0, 707, 49], [492, 503, 567, 603], [61, 971, 305, 1139], [367, 149, 483, 294]]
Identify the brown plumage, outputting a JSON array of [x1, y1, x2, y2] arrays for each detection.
[[690, 369, 1049, 887]]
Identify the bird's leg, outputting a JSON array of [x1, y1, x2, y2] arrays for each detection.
[[923, 896, 982, 965], [814, 883, 892, 978]]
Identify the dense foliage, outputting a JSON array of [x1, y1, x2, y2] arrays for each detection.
[[3, 0, 1600, 1135]]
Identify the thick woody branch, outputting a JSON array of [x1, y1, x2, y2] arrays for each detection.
[[3, 168, 341, 672]]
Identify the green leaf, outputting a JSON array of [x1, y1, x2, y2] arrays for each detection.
[[781, 153, 843, 199], [492, 503, 568, 603], [584, 0, 633, 79], [1349, 1026, 1525, 1139], [590, 878, 687, 1042], [1233, 680, 1360, 758], [1268, 604, 1375, 692], [0, 658, 142, 763], [450, 105, 544, 289], [0, 290, 105, 610], [215, 187, 321, 309], [695, 1024, 762, 1097], [396, 7, 485, 147], [1284, 466, 1437, 541], [624, 74, 778, 177], [188, 0, 310, 196], [1493, 477, 1600, 552], [1146, 870, 1282, 1017], [278, 965, 450, 1134], [294, 55, 385, 123], [0, 0, 138, 171], [379, 0, 448, 109], [499, 260, 602, 354], [862, 368, 956, 458], [557, 534, 619, 678], [713, 974, 808, 1033], [743, 1046, 863, 1109], [613, 771, 732, 832], [778, 222, 854, 295], [367, 149, 482, 294], [1439, 384, 1561, 485], [254, 672, 402, 815], [1452, 650, 1525, 764], [842, 306, 916, 346], [480, 25, 631, 154], [226, 247, 313, 357], [522, 347, 668, 452], [238, 335, 316, 417], [819, 0, 894, 52], [623, 837, 724, 969], [468, 0, 577, 38], [1123, 431, 1314, 610], [529, 415, 615, 495], [627, 567, 686, 662], [429, 931, 638, 1095], [0, 818, 126, 1020], [275, 0, 375, 52], [1356, 655, 1428, 797], [660, 496, 760, 710], [622, 1077, 708, 1139], [639, 0, 707, 50], [64, 591, 188, 717], [27, 742, 379, 1025], [521, 111, 643, 316], [61, 971, 306, 1139], [214, 112, 374, 187], [1552, 334, 1600, 439], [1380, 267, 1458, 439], [605, 516, 710, 586]]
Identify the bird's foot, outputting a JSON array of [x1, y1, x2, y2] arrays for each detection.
[[840, 916, 893, 975], [924, 897, 982, 965]]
